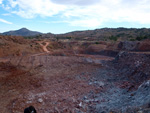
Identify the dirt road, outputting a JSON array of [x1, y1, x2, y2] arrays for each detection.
[[37, 41, 50, 53]]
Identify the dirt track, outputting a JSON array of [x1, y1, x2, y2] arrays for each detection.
[[37, 41, 50, 53]]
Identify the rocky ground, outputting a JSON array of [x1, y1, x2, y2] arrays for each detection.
[[0, 54, 111, 113], [83, 52, 150, 113], [0, 36, 150, 113]]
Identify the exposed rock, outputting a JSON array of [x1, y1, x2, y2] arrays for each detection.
[[38, 98, 43, 103]]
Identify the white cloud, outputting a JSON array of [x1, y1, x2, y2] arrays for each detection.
[[0, 0, 3, 4], [65, 18, 103, 28], [7, 0, 67, 18], [1, 0, 150, 27], [0, 18, 13, 24], [51, 0, 101, 6], [2, 13, 11, 16]]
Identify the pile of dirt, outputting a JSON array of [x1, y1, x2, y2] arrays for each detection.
[[138, 39, 150, 51], [0, 35, 42, 57], [118, 40, 150, 51], [80, 41, 119, 57], [46, 41, 119, 57]]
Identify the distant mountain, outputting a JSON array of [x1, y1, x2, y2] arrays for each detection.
[[42, 28, 150, 41], [59, 28, 150, 38], [2, 27, 150, 41], [2, 28, 42, 36]]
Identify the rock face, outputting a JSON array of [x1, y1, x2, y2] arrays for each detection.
[[114, 52, 150, 84], [82, 52, 150, 113], [118, 41, 139, 51], [118, 40, 150, 51]]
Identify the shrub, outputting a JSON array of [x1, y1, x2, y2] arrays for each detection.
[[109, 36, 118, 41], [95, 42, 99, 44], [130, 39, 136, 41], [136, 36, 147, 41]]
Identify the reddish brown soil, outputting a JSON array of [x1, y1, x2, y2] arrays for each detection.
[[1, 36, 150, 113], [0, 54, 110, 113], [0, 36, 43, 57]]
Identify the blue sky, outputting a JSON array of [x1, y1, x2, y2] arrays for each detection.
[[0, 0, 150, 34]]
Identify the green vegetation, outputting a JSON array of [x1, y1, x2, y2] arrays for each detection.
[[21, 28, 150, 42], [24, 36, 34, 39], [129, 39, 136, 41], [136, 36, 148, 41], [56, 36, 72, 39], [109, 36, 118, 41], [95, 42, 100, 44]]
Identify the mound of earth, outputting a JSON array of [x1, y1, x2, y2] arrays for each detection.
[[0, 35, 43, 57], [118, 39, 150, 51]]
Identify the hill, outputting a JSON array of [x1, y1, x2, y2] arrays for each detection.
[[2, 27, 150, 41], [2, 28, 42, 36], [38, 28, 150, 41]]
